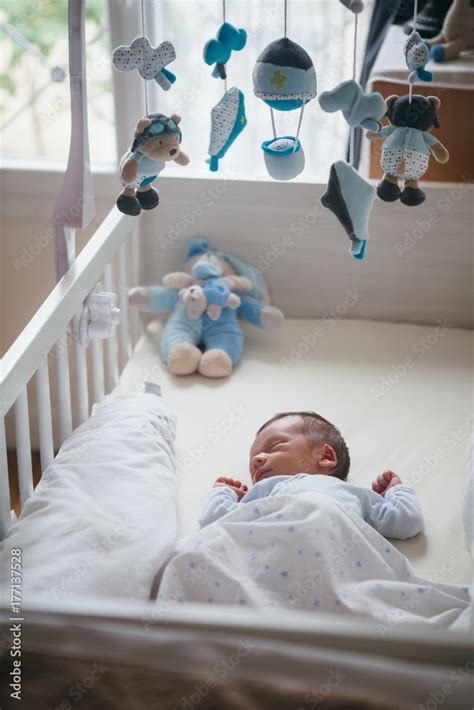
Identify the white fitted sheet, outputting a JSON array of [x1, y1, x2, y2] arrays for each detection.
[[115, 317, 473, 584]]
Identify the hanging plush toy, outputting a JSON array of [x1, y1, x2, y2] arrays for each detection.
[[129, 239, 284, 378], [319, 80, 386, 131], [203, 22, 247, 79], [320, 3, 379, 259], [253, 36, 317, 180], [116, 113, 189, 216], [366, 95, 449, 206], [404, 31, 433, 84], [204, 5, 248, 172], [207, 86, 247, 171], [112, 37, 177, 90]]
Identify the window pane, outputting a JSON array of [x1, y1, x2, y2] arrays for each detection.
[[0, 0, 116, 166]]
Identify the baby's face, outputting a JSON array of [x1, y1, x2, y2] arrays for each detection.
[[249, 416, 319, 484]]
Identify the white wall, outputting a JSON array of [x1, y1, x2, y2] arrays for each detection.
[[138, 176, 474, 329], [0, 167, 117, 357]]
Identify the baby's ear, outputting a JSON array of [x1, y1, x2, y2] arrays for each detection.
[[318, 443, 338, 472]]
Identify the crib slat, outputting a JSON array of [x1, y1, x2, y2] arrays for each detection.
[[130, 224, 141, 347], [0, 417, 11, 539], [72, 313, 89, 426], [118, 241, 131, 370], [90, 337, 104, 405], [35, 357, 55, 472], [104, 263, 119, 392], [14, 386, 34, 506], [55, 334, 73, 445]]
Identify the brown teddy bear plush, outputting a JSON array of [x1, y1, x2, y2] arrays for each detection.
[[366, 94, 449, 206], [117, 113, 189, 216]]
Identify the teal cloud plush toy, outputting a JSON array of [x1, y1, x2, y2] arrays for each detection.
[[129, 239, 284, 378], [203, 22, 247, 79]]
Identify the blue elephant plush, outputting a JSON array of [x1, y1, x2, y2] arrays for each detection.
[[129, 238, 284, 378]]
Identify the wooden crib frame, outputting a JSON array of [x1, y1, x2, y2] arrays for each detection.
[[0, 209, 140, 539]]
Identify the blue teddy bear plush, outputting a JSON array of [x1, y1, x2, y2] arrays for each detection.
[[129, 238, 284, 378]]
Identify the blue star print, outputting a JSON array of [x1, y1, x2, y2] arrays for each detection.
[[313, 600, 320, 607], [276, 513, 283, 520], [356, 560, 363, 568], [213, 581, 220, 588], [280, 570, 289, 578], [297, 549, 303, 555], [252, 506, 261, 514], [385, 547, 391, 554], [288, 526, 295, 533]]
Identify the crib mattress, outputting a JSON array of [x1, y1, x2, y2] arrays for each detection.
[[115, 317, 473, 583]]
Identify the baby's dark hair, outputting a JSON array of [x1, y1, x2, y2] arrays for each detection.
[[257, 411, 350, 481]]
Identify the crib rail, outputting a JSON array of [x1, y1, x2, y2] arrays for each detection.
[[0, 207, 141, 540]]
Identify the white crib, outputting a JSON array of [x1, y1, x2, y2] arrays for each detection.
[[1, 202, 473, 708], [0, 208, 140, 539], [0, 1, 473, 706]]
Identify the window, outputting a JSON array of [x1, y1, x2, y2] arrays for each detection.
[[0, 0, 116, 167], [0, 0, 370, 181]]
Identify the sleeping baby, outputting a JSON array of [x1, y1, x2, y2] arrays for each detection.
[[155, 409, 469, 628], [199, 410, 425, 540]]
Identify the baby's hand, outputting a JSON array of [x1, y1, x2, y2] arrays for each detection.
[[213, 476, 248, 501], [372, 470, 403, 497]]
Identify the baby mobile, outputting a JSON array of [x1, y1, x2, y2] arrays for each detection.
[[203, 1, 248, 171], [252, 0, 317, 181], [319, 1, 386, 260], [112, 0, 190, 216], [366, 0, 449, 209]]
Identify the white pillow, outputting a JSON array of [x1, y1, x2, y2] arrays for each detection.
[[0, 390, 177, 604]]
